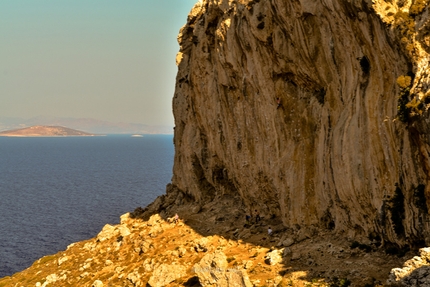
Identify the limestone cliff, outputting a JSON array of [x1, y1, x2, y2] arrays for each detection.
[[171, 0, 430, 247]]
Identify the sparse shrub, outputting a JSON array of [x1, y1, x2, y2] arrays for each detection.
[[397, 75, 412, 88], [0, 280, 11, 287], [350, 241, 372, 252], [385, 243, 409, 257], [390, 185, 405, 238], [360, 244, 372, 253], [350, 241, 360, 249], [37, 255, 56, 265], [423, 91, 430, 104], [368, 232, 381, 242], [414, 184, 428, 213], [406, 97, 424, 115], [397, 82, 412, 123], [410, 0, 428, 15]]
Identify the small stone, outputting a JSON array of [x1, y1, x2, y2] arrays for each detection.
[[281, 238, 295, 247], [127, 271, 142, 286], [96, 224, 116, 242], [291, 252, 301, 261], [178, 247, 187, 257], [265, 249, 284, 265], [243, 260, 253, 269], [274, 275, 283, 285], [192, 205, 202, 213], [283, 247, 292, 257], [105, 260, 113, 266], [58, 256, 69, 266], [80, 272, 89, 278]]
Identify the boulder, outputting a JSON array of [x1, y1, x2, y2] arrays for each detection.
[[387, 247, 430, 286], [265, 249, 284, 266], [191, 205, 202, 213], [193, 237, 209, 252], [147, 214, 163, 226], [281, 238, 295, 247], [194, 251, 252, 287], [420, 247, 430, 261], [97, 224, 116, 242], [127, 271, 143, 287], [148, 224, 164, 238], [96, 224, 131, 242], [283, 247, 292, 257], [120, 213, 131, 224], [148, 263, 186, 287], [178, 246, 187, 258]]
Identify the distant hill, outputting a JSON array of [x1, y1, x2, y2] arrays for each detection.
[[0, 117, 173, 134], [0, 126, 96, 137]]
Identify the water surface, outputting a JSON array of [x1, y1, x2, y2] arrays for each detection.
[[0, 135, 174, 277]]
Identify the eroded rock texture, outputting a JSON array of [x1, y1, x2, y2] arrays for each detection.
[[172, 0, 430, 246]]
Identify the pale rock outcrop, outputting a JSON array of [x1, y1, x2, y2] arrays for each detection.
[[57, 255, 69, 266], [193, 237, 210, 252], [388, 247, 430, 286], [193, 251, 252, 287], [265, 248, 284, 265], [97, 224, 130, 242], [40, 273, 66, 287], [172, 0, 430, 246], [172, 246, 187, 258], [147, 263, 186, 287], [147, 214, 163, 226], [127, 270, 143, 287]]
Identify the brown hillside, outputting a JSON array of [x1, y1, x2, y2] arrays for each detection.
[[0, 125, 95, 137]]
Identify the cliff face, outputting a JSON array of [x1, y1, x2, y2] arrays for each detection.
[[172, 0, 430, 246]]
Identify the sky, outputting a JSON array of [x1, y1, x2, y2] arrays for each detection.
[[0, 0, 197, 127]]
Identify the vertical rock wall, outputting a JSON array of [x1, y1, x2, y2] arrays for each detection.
[[172, 0, 430, 246]]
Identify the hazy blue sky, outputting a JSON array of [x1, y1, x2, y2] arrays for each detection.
[[1, 0, 197, 126]]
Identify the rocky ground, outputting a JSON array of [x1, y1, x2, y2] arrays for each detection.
[[0, 191, 422, 287]]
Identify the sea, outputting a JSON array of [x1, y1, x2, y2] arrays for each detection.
[[0, 134, 174, 278]]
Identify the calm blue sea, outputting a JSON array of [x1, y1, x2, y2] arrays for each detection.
[[0, 134, 174, 278]]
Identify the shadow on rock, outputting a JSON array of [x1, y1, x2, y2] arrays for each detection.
[[129, 184, 407, 286]]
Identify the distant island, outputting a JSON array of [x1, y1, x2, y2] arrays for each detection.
[[0, 125, 97, 137], [0, 116, 173, 134]]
